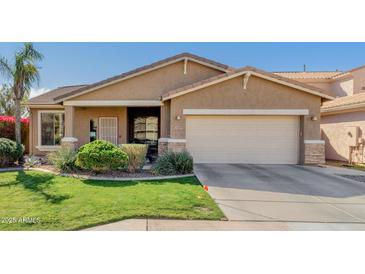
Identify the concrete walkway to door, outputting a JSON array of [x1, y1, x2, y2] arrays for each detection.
[[194, 164, 365, 224]]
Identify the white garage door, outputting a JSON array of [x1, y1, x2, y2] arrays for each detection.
[[186, 115, 300, 164]]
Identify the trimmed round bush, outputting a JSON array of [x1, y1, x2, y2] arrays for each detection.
[[152, 151, 193, 175], [76, 140, 129, 172], [0, 137, 24, 167]]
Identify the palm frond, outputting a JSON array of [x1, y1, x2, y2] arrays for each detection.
[[21, 43, 43, 62], [23, 63, 41, 88], [2, 43, 43, 100], [0, 57, 13, 79]]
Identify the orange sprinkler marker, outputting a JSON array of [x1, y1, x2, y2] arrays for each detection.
[[203, 185, 209, 191]]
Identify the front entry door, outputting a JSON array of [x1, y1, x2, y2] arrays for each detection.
[[98, 117, 118, 145], [128, 107, 160, 161]]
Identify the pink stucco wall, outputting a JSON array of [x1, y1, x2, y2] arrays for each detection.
[[321, 110, 365, 163]]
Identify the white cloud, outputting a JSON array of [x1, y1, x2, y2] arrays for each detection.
[[29, 87, 51, 98]]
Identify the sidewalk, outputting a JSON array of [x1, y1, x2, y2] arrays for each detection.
[[82, 218, 365, 231]]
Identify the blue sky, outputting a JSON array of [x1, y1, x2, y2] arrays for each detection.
[[1, 42, 365, 97]]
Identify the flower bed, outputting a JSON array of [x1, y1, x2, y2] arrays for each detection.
[[27, 141, 194, 179], [38, 163, 158, 178]]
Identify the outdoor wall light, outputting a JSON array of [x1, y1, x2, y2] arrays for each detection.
[[176, 115, 182, 120], [311, 116, 318, 121]]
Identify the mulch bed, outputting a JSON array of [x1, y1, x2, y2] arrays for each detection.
[[38, 164, 158, 178]]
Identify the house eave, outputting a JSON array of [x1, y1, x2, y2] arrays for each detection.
[[63, 100, 163, 107], [321, 102, 365, 115], [25, 104, 64, 109]]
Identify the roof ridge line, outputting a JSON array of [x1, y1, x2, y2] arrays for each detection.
[[56, 84, 88, 88], [274, 71, 342, 73]]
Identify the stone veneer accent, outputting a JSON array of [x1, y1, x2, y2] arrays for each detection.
[[158, 140, 168, 155], [158, 138, 186, 155], [304, 142, 325, 164]]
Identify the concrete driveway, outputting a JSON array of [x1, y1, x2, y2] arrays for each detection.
[[194, 164, 365, 224]]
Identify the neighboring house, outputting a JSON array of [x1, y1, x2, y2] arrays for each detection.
[[25, 53, 333, 165], [276, 66, 365, 163]]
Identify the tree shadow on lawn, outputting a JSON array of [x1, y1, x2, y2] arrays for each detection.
[[82, 176, 199, 188], [15, 171, 71, 204]]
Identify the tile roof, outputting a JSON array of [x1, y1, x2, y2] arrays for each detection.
[[321, 92, 365, 112], [52, 53, 234, 102], [274, 71, 343, 79], [162, 66, 333, 100], [26, 53, 347, 105], [26, 85, 87, 105]]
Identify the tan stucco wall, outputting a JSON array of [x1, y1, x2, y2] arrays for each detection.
[[30, 107, 127, 156], [169, 75, 322, 140], [330, 76, 354, 97], [29, 107, 65, 156], [321, 110, 365, 162], [305, 81, 332, 94], [294, 78, 332, 95], [70, 61, 222, 101], [160, 100, 171, 138], [74, 107, 127, 146], [294, 77, 355, 98], [351, 68, 365, 95]]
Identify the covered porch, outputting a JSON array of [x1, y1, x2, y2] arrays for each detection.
[[61, 101, 167, 160], [30, 99, 171, 159]]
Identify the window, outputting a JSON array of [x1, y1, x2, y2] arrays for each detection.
[[89, 119, 97, 142], [133, 116, 158, 143], [39, 112, 65, 146]]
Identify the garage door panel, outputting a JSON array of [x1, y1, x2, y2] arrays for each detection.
[[186, 115, 299, 164]]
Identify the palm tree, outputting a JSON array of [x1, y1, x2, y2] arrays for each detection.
[[0, 43, 43, 161]]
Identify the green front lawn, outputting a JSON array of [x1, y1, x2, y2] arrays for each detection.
[[0, 171, 224, 230]]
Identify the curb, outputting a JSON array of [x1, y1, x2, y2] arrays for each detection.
[[0, 167, 25, 172], [0, 166, 195, 181]]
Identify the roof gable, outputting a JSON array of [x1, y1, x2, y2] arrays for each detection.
[[53, 53, 233, 103], [162, 66, 334, 101], [66, 60, 223, 101]]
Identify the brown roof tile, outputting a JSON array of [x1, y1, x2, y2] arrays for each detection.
[[26, 85, 87, 105], [274, 71, 343, 79]]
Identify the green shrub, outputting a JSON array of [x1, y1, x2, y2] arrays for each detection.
[[0, 138, 23, 167], [48, 147, 77, 173], [120, 144, 148, 173], [76, 140, 129, 172], [152, 151, 193, 175]]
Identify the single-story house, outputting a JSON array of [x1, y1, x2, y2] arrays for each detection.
[[25, 53, 333, 164], [275, 66, 365, 163]]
